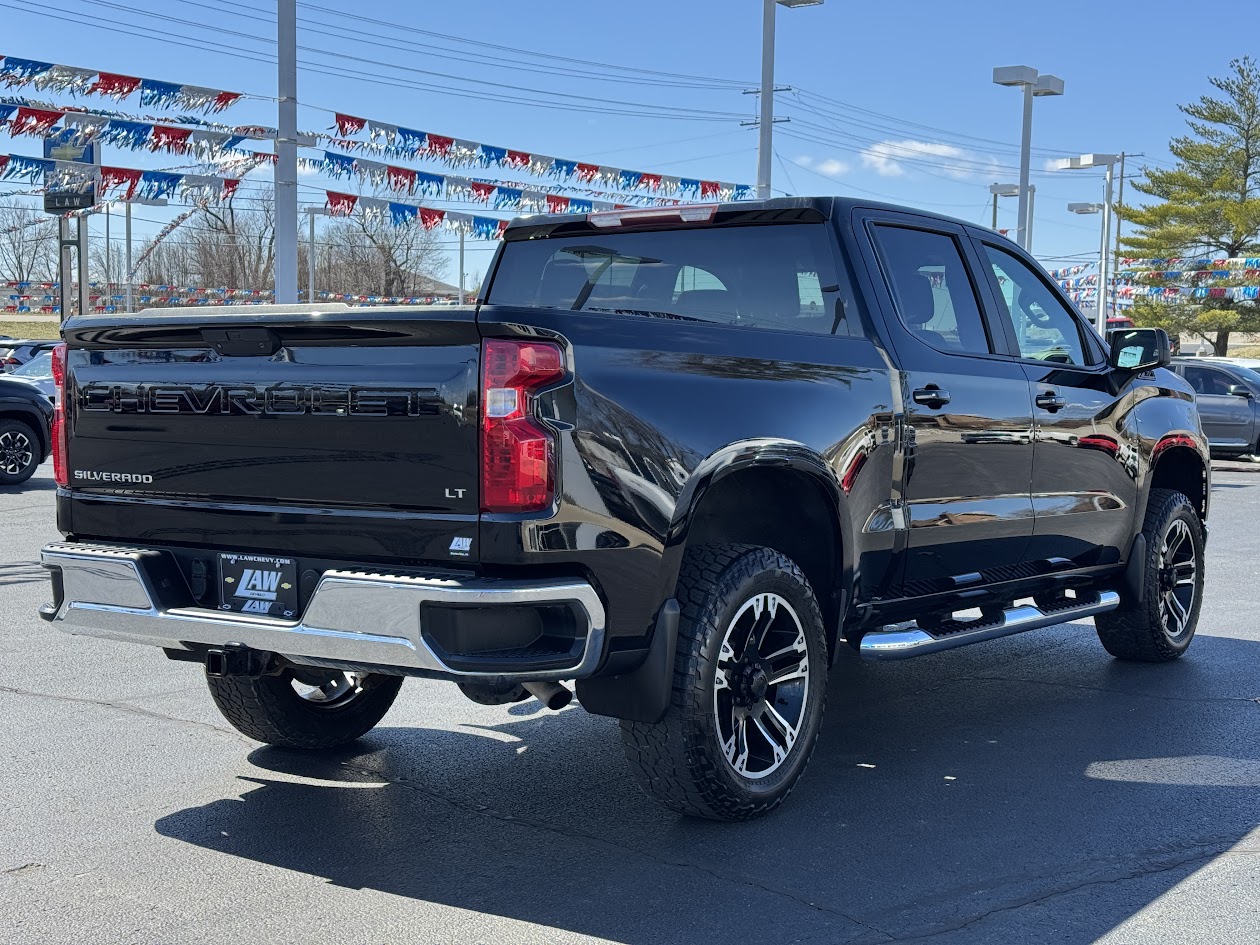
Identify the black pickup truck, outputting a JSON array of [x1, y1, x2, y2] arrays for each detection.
[[40, 197, 1209, 820]]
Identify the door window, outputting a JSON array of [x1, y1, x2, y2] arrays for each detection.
[[1182, 366, 1235, 396], [981, 244, 1090, 366], [870, 225, 992, 355]]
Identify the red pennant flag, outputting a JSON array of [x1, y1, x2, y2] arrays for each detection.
[[212, 91, 242, 112], [469, 181, 495, 202], [419, 207, 445, 230], [335, 113, 366, 136], [326, 191, 358, 216], [639, 173, 662, 191], [496, 220, 509, 239], [426, 134, 453, 157], [506, 150, 531, 168], [90, 72, 142, 98], [150, 125, 193, 153], [576, 163, 599, 182], [221, 178, 241, 200], [0, 155, 8, 174], [700, 180, 720, 197], [101, 166, 143, 200], [546, 194, 571, 214], [11, 106, 64, 136], [387, 165, 416, 192]]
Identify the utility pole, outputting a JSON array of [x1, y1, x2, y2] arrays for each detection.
[[756, 0, 776, 200], [274, 0, 299, 303], [458, 231, 466, 304], [1113, 152, 1127, 268]]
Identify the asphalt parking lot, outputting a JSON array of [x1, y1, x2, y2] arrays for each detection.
[[3, 462, 1258, 945]]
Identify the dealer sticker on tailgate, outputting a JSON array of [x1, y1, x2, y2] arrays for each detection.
[[219, 553, 298, 618]]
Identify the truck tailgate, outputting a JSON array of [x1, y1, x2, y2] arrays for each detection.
[[60, 309, 481, 560]]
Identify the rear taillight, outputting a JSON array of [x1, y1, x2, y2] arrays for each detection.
[[480, 339, 565, 513], [51, 343, 67, 487]]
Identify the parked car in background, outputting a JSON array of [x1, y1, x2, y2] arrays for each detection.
[[1171, 357, 1260, 458], [0, 372, 54, 485], [1, 340, 57, 373], [7, 350, 55, 401]]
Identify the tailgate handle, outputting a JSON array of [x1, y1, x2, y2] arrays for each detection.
[[201, 328, 280, 357]]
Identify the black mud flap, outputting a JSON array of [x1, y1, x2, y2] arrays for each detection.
[[1122, 532, 1147, 604], [576, 599, 679, 723]]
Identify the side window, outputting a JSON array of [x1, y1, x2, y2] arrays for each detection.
[[870, 225, 992, 355], [1183, 366, 1232, 396], [981, 244, 1091, 366]]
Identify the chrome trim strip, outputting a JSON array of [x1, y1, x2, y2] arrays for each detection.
[[41, 542, 606, 681], [859, 591, 1120, 661]]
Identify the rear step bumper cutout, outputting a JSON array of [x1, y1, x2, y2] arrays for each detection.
[[858, 591, 1120, 661], [39, 542, 606, 682]]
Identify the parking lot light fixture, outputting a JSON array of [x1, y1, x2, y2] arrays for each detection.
[[993, 66, 1064, 249], [1060, 154, 1121, 332]]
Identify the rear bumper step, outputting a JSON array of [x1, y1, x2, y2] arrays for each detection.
[[39, 542, 606, 682], [858, 591, 1120, 661]]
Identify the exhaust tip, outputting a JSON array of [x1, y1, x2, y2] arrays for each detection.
[[523, 681, 572, 710]]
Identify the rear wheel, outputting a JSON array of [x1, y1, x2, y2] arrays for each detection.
[[1095, 489, 1204, 661], [620, 544, 828, 820], [206, 666, 403, 749], [0, 419, 39, 486]]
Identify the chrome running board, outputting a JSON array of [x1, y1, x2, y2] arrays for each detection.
[[859, 591, 1120, 661]]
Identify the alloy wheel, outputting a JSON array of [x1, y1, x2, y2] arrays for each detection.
[[0, 430, 34, 476], [1158, 518, 1197, 638], [713, 591, 810, 780]]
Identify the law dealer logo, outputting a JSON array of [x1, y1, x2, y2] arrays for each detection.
[[223, 567, 292, 615]]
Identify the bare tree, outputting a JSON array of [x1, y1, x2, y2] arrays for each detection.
[[0, 199, 58, 283], [317, 209, 448, 296]]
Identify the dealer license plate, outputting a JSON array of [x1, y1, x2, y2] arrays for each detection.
[[218, 553, 299, 618]]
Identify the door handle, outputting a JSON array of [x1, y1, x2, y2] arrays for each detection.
[[1036, 391, 1066, 411], [912, 387, 951, 408]]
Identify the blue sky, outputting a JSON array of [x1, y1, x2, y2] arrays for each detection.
[[0, 0, 1246, 287]]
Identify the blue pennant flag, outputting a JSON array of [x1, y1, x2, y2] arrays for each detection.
[[0, 57, 53, 81], [568, 198, 592, 214], [619, 170, 642, 190], [389, 201, 417, 226], [679, 178, 701, 195], [0, 104, 15, 124], [471, 215, 501, 240], [139, 79, 183, 109], [322, 150, 356, 178], [550, 159, 576, 180], [396, 127, 426, 153], [478, 145, 506, 167], [2, 154, 55, 181], [100, 120, 155, 150], [138, 170, 183, 199], [732, 184, 752, 201], [414, 171, 444, 196], [494, 186, 523, 210]]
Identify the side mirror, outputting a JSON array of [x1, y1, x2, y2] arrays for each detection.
[[1108, 327, 1171, 372], [1227, 384, 1254, 399]]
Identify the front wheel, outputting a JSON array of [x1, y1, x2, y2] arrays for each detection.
[[1095, 488, 1205, 661], [207, 666, 403, 749], [620, 544, 828, 821]]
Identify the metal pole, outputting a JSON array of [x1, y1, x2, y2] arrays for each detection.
[[1016, 82, 1034, 249], [458, 231, 466, 304], [274, 0, 299, 303], [76, 214, 88, 316], [1099, 163, 1115, 332], [756, 0, 776, 200], [58, 215, 74, 323], [1113, 151, 1126, 268], [125, 201, 134, 313], [104, 202, 110, 290], [1026, 185, 1036, 253], [307, 210, 316, 303], [991, 186, 998, 230]]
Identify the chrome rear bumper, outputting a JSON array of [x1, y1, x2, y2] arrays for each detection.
[[40, 542, 606, 681]]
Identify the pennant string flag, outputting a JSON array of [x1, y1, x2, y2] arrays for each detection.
[[0, 151, 247, 202], [0, 56, 243, 112]]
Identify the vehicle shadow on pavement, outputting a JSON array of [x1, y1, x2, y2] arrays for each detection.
[[154, 632, 1260, 945]]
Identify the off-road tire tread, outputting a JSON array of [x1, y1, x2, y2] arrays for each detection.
[[620, 543, 827, 820], [1094, 488, 1204, 662], [206, 670, 403, 749]]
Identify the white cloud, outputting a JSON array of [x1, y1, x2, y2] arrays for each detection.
[[860, 139, 976, 179], [795, 155, 850, 178]]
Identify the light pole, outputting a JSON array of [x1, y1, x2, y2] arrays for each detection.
[[992, 66, 1064, 250], [303, 207, 329, 303], [275, 0, 299, 303], [1060, 153, 1120, 333], [756, 0, 824, 199], [1068, 201, 1107, 331], [989, 183, 1019, 232], [114, 197, 167, 313]]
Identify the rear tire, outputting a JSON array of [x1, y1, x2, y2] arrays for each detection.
[[0, 419, 39, 486], [206, 667, 403, 749], [1095, 488, 1204, 662], [619, 544, 828, 821]]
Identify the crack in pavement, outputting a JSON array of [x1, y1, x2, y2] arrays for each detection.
[[334, 760, 893, 941], [0, 685, 254, 745]]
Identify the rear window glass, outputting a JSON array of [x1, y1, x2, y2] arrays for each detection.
[[486, 223, 856, 336]]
